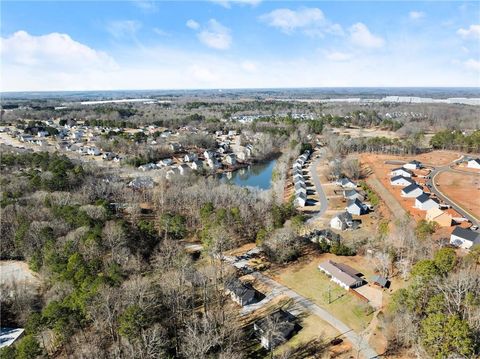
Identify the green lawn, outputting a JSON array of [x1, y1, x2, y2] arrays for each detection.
[[273, 258, 374, 332]]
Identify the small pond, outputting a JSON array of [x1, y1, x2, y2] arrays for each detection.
[[219, 159, 277, 190]]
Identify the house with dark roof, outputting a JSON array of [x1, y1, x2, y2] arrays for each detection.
[[403, 160, 422, 170], [343, 189, 364, 201], [294, 192, 307, 207], [390, 175, 415, 187], [371, 275, 389, 288], [467, 158, 480, 169], [401, 183, 423, 198], [330, 211, 353, 231], [225, 279, 257, 306], [450, 227, 480, 249], [391, 167, 414, 178], [414, 193, 440, 211], [346, 198, 368, 215], [254, 310, 296, 350]]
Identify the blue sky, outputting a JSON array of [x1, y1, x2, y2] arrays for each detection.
[[1, 0, 479, 91]]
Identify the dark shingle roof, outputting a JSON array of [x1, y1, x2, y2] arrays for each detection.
[[416, 193, 430, 203], [402, 183, 421, 194], [391, 175, 414, 184], [451, 227, 480, 242]]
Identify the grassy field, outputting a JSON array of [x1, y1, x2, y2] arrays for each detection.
[[271, 256, 374, 332]]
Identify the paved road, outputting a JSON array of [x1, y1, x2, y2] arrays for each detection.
[[252, 272, 379, 359], [427, 158, 480, 228], [306, 149, 329, 223]]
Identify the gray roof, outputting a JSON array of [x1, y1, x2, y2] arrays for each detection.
[[371, 275, 388, 287], [335, 211, 353, 223], [318, 260, 363, 287], [226, 279, 256, 301], [255, 310, 295, 334], [416, 193, 430, 203], [391, 175, 414, 184], [451, 227, 480, 242], [402, 183, 421, 194], [347, 198, 365, 209]]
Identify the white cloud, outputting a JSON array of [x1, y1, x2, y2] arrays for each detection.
[[131, 0, 157, 12], [464, 58, 480, 71], [349, 23, 384, 48], [211, 0, 261, 8], [457, 24, 480, 40], [260, 7, 326, 34], [197, 19, 232, 50], [409, 11, 425, 20], [106, 20, 141, 39], [186, 19, 200, 30], [153, 28, 169, 37], [325, 51, 352, 62]]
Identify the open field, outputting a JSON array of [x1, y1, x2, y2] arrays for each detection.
[[269, 254, 375, 332], [334, 127, 400, 139], [436, 171, 480, 219]]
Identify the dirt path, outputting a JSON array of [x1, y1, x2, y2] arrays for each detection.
[[366, 176, 407, 221]]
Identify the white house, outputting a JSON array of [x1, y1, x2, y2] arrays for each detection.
[[346, 199, 368, 215], [330, 211, 353, 231], [225, 154, 237, 166], [87, 147, 101, 156], [169, 143, 181, 152], [254, 310, 296, 350], [294, 192, 307, 207], [343, 189, 364, 201], [190, 160, 203, 171], [391, 167, 414, 178], [206, 158, 221, 169], [159, 158, 173, 167], [318, 260, 363, 290], [414, 193, 440, 211], [403, 160, 422, 170], [401, 183, 423, 198], [204, 150, 216, 160], [467, 158, 480, 169], [390, 175, 415, 187], [449, 227, 480, 249], [336, 178, 357, 189], [184, 153, 198, 162], [178, 164, 191, 176]]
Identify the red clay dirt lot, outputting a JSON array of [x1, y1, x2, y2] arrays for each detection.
[[436, 171, 480, 220], [360, 151, 464, 223]]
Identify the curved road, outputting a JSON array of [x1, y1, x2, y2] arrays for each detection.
[[427, 157, 480, 228], [252, 272, 379, 359]]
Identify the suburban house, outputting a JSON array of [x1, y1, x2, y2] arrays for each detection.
[[371, 275, 389, 288], [346, 198, 368, 215], [401, 183, 423, 198], [206, 158, 221, 169], [450, 227, 480, 249], [330, 211, 353, 231], [169, 143, 181, 152], [294, 179, 306, 189], [390, 175, 415, 187], [426, 207, 452, 227], [190, 160, 203, 171], [184, 153, 198, 162], [159, 158, 173, 167], [139, 163, 158, 171], [204, 150, 216, 160], [390, 167, 414, 178], [294, 192, 307, 207], [318, 260, 364, 290], [225, 154, 237, 166], [166, 168, 180, 179], [128, 176, 154, 189], [403, 160, 422, 170], [254, 310, 296, 350], [293, 161, 303, 170], [293, 172, 304, 181], [225, 279, 256, 306], [295, 185, 307, 195], [467, 158, 480, 169], [343, 189, 364, 201], [178, 164, 191, 176], [336, 177, 357, 189], [0, 328, 25, 349], [307, 229, 341, 244], [414, 193, 440, 211]]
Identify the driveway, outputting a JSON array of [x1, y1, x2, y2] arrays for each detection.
[[251, 272, 379, 359], [366, 176, 408, 221]]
